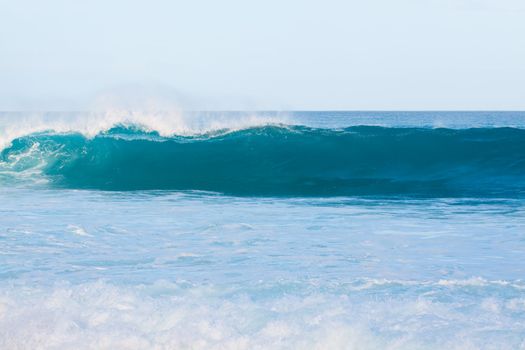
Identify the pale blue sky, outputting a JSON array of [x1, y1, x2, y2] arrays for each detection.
[[1, 0, 524, 110]]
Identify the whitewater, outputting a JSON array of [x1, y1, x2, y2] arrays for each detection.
[[1, 111, 525, 349]]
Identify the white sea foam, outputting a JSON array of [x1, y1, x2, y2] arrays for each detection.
[[0, 140, 52, 185], [0, 280, 523, 350], [67, 225, 91, 237]]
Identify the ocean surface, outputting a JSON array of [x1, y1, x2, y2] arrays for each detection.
[[1, 111, 525, 349]]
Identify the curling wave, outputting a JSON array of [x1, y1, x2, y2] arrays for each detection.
[[1, 125, 524, 197]]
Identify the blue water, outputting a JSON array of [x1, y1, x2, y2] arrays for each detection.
[[1, 111, 525, 349]]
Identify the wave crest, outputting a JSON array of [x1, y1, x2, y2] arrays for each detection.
[[0, 110, 290, 151]]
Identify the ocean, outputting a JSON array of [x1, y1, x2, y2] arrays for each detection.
[[1, 111, 524, 349]]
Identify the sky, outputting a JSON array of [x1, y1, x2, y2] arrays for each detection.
[[0, 0, 524, 111]]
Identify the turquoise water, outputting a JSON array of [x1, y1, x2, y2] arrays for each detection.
[[1, 111, 525, 349], [3, 125, 525, 196]]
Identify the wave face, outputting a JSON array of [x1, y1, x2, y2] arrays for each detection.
[[1, 125, 525, 197]]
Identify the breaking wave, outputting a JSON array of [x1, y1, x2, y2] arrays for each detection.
[[1, 125, 524, 197]]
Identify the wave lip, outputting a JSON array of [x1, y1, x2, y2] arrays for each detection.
[[1, 125, 525, 197]]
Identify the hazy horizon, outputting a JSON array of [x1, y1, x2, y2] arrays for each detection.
[[1, 0, 525, 110]]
